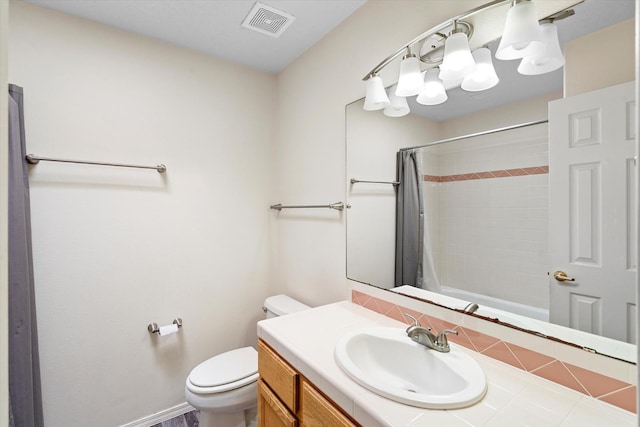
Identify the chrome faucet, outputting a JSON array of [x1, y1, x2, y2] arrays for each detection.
[[463, 303, 479, 314], [404, 314, 458, 353]]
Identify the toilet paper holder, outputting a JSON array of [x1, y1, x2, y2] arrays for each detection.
[[148, 318, 183, 334]]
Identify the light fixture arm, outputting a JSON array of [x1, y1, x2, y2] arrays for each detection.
[[362, 0, 507, 81], [362, 0, 581, 81]]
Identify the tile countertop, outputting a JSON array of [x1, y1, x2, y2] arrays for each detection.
[[257, 301, 636, 427]]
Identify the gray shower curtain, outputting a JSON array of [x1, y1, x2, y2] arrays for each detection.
[[395, 150, 442, 292], [8, 84, 44, 427], [395, 150, 424, 287]]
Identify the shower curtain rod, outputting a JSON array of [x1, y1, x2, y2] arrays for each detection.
[[270, 202, 345, 211], [26, 154, 166, 173], [399, 119, 549, 152]]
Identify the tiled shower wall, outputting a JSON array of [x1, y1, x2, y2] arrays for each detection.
[[423, 124, 550, 309]]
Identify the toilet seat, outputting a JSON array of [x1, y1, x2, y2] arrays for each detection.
[[186, 346, 258, 394]]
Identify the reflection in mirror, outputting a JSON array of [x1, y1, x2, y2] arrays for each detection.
[[346, 0, 636, 362]]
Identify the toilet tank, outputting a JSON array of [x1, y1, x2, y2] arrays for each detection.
[[263, 294, 310, 319]]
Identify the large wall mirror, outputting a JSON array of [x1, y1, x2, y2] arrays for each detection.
[[346, 0, 636, 363]]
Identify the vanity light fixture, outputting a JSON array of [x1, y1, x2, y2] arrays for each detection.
[[361, 0, 576, 114], [417, 69, 448, 106], [384, 85, 411, 117], [438, 23, 476, 81], [517, 21, 565, 75], [461, 47, 499, 91], [363, 74, 391, 111], [395, 48, 424, 97], [495, 0, 544, 60]]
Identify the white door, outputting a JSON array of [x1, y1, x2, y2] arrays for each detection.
[[549, 81, 636, 343]]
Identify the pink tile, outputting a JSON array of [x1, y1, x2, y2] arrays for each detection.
[[351, 290, 370, 306], [482, 341, 525, 370], [564, 362, 632, 398], [598, 386, 637, 414], [508, 168, 527, 176], [504, 342, 555, 372], [462, 327, 500, 352], [531, 361, 589, 395], [491, 170, 509, 178], [424, 315, 456, 333], [448, 327, 476, 351], [362, 297, 383, 314], [384, 304, 408, 323], [374, 297, 397, 316]]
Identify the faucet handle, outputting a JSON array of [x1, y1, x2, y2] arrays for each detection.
[[403, 313, 420, 327], [436, 329, 458, 347]]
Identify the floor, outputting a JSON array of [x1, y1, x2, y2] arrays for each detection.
[[151, 410, 199, 427]]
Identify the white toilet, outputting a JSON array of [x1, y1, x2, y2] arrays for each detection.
[[185, 295, 311, 427]]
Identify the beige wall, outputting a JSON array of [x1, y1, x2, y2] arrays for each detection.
[[565, 18, 635, 96], [273, 0, 483, 305], [8, 1, 276, 425]]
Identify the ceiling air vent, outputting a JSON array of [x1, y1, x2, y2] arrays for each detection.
[[242, 2, 296, 38]]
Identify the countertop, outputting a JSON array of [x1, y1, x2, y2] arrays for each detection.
[[257, 301, 636, 427]]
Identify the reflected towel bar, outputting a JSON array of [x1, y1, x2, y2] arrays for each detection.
[[350, 178, 399, 186], [26, 154, 167, 173], [270, 201, 344, 211]]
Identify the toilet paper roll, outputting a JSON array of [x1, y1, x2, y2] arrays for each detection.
[[158, 323, 179, 336]]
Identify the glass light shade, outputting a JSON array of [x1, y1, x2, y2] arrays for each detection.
[[363, 75, 390, 111], [517, 23, 565, 75], [461, 48, 500, 91], [384, 86, 410, 117], [495, 0, 544, 60], [395, 54, 423, 97], [438, 32, 476, 81], [417, 69, 448, 106]]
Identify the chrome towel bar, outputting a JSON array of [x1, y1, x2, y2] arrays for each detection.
[[350, 178, 399, 186], [26, 154, 166, 173], [270, 201, 344, 211]]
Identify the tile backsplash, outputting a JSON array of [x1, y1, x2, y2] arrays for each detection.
[[351, 288, 637, 414]]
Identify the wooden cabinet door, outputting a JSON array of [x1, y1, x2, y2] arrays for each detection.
[[258, 340, 299, 413], [299, 379, 357, 427], [258, 379, 297, 427]]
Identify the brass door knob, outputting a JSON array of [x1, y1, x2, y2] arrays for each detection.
[[553, 270, 575, 282]]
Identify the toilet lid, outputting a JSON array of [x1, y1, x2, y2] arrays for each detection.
[[189, 346, 258, 389]]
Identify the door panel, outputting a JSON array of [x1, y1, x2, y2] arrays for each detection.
[[549, 81, 636, 343]]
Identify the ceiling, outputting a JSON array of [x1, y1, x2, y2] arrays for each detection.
[[23, 0, 367, 73], [21, 0, 635, 121]]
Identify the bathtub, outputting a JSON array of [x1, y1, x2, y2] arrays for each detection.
[[440, 287, 549, 322]]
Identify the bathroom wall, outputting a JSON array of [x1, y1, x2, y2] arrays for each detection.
[[273, 0, 481, 305], [564, 19, 635, 97], [347, 103, 439, 287], [8, 1, 276, 426]]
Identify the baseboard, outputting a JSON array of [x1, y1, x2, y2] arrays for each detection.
[[118, 402, 196, 427]]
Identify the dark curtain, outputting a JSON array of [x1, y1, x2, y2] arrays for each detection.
[[8, 84, 44, 427], [394, 150, 424, 287]]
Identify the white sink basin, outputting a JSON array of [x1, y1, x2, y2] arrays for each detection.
[[334, 327, 487, 409]]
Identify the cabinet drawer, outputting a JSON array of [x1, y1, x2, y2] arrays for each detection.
[[299, 379, 358, 427], [258, 340, 299, 413], [258, 380, 297, 427]]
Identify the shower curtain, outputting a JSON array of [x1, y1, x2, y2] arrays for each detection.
[[8, 84, 44, 427], [395, 150, 441, 292]]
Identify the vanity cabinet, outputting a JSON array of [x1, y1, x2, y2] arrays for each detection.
[[258, 340, 358, 427]]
